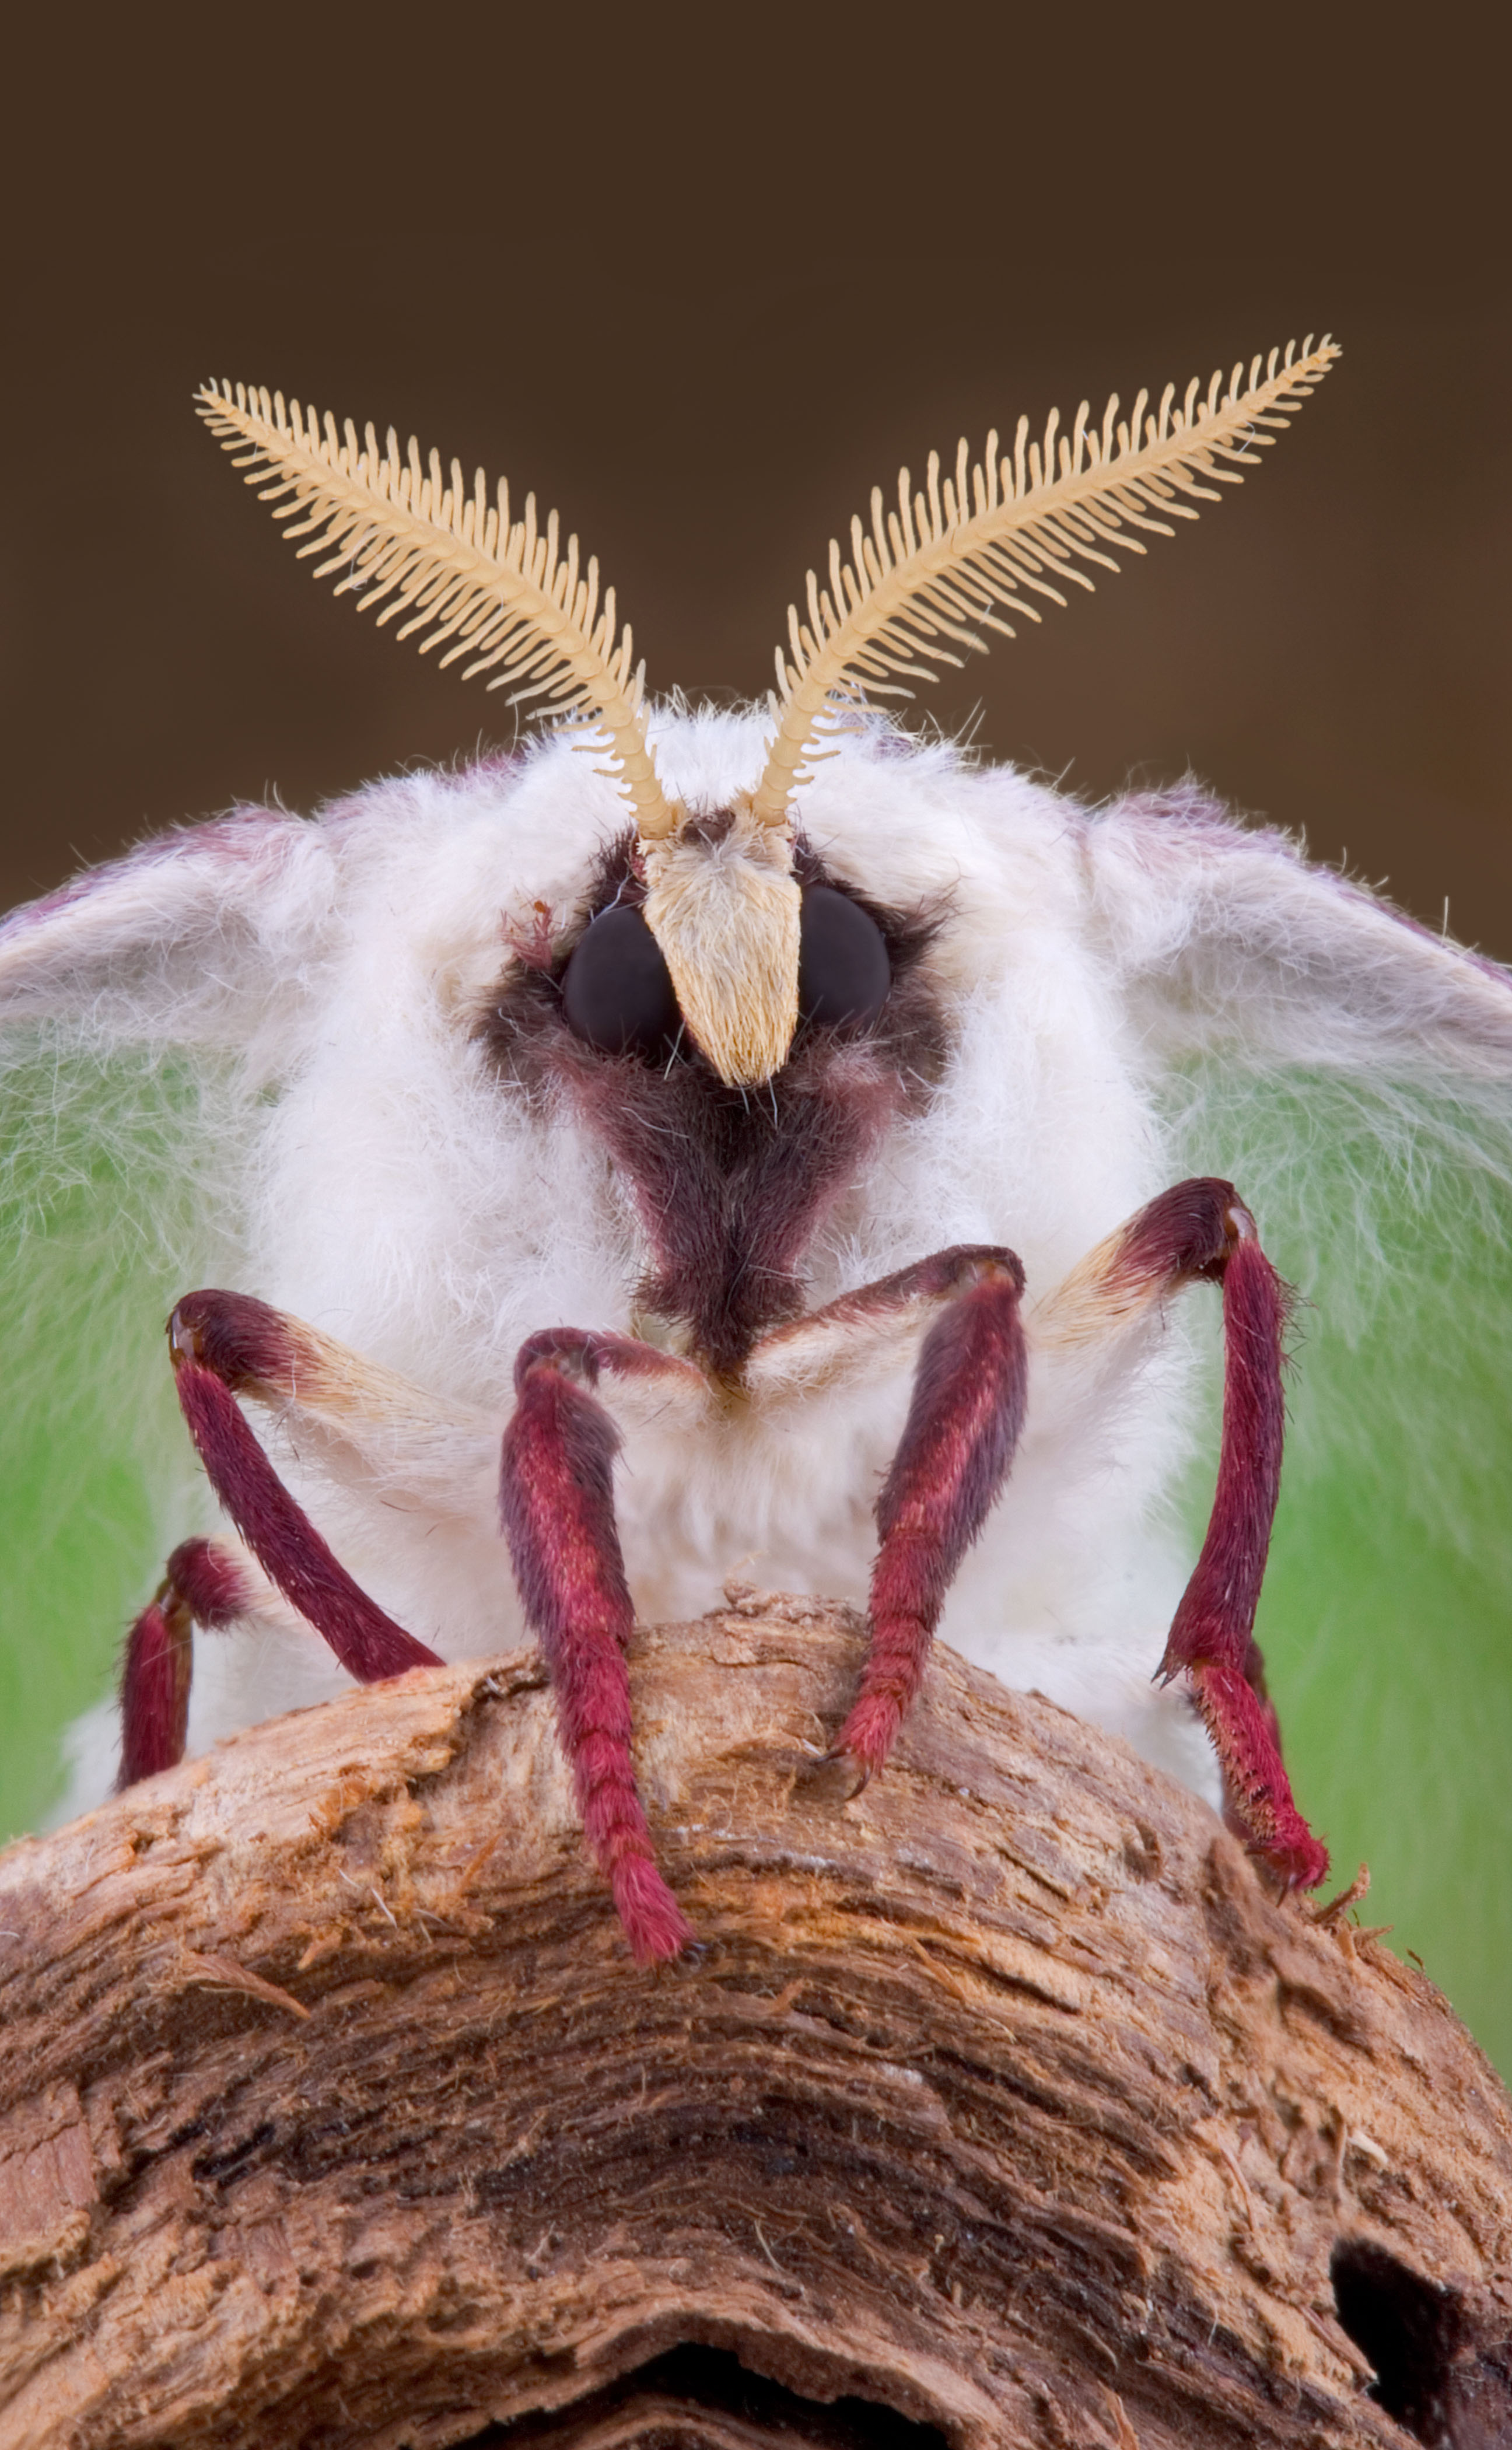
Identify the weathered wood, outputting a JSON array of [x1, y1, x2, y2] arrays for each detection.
[[1, 1593, 1510, 2449]]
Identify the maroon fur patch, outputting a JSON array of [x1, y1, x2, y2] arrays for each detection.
[[571, 1040, 907, 1375]]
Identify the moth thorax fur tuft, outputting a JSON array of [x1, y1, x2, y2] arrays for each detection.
[[640, 802, 800, 1086]]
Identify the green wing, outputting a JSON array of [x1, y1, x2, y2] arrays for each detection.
[[0, 811, 331, 1833], [0, 1033, 243, 1833]]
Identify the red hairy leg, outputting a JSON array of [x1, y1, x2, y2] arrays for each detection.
[[1041, 1178, 1325, 1887], [167, 1290, 441, 1684], [829, 1248, 1029, 1782], [1154, 1199, 1328, 1889], [118, 1537, 249, 1787], [499, 1330, 702, 1965]]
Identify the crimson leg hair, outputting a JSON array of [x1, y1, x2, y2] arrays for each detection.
[[118, 1537, 249, 1787], [167, 1290, 441, 1684], [499, 1329, 698, 1966], [831, 1247, 1029, 1782]]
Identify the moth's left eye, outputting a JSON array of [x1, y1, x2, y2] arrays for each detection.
[[561, 904, 681, 1058], [798, 886, 891, 1030]]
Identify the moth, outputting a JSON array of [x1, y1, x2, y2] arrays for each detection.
[[6, 336, 1508, 1963]]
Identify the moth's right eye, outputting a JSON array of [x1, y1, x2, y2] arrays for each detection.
[[560, 905, 681, 1058]]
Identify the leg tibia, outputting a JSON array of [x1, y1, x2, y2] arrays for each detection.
[[118, 1537, 249, 1788], [500, 1335, 695, 1964], [836, 1251, 1028, 1779], [1159, 1225, 1288, 1678], [168, 1294, 440, 1684]]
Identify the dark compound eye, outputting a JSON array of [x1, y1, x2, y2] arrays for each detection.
[[561, 904, 681, 1058], [797, 886, 891, 1030]]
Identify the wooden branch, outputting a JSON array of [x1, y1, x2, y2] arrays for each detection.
[[2, 1595, 1510, 2449]]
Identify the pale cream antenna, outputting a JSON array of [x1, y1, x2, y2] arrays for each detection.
[[753, 337, 1342, 827], [197, 382, 794, 1084], [195, 382, 680, 842]]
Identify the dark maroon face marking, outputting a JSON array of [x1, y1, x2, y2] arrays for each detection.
[[481, 830, 949, 1377]]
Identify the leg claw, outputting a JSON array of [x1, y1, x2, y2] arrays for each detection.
[[814, 1746, 871, 1805]]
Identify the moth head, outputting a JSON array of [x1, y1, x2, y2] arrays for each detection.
[[195, 341, 1340, 1086]]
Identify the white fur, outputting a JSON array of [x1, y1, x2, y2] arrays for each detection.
[[5, 709, 1510, 1825]]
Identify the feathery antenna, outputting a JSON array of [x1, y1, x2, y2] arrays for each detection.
[[195, 383, 678, 840], [752, 338, 1341, 827]]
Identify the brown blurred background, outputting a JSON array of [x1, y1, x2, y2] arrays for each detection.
[[1, 9, 1507, 953]]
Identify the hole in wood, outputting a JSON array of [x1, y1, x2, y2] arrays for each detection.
[[1330, 2239, 1462, 2441], [452, 2343, 951, 2446]]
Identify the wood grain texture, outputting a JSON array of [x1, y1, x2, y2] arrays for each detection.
[[1, 1594, 1510, 2449]]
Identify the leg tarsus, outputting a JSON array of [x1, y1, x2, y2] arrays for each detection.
[[1189, 1662, 1330, 1890]]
